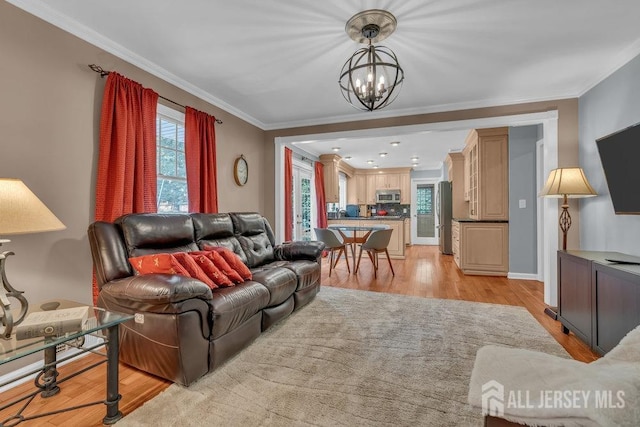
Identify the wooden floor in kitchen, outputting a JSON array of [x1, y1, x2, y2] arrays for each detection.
[[0, 245, 598, 426]]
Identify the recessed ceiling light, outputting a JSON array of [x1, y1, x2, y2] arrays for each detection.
[[410, 156, 419, 161], [344, 156, 352, 160], [332, 146, 341, 152], [373, 165, 379, 169], [367, 160, 375, 164], [412, 163, 419, 167], [379, 152, 388, 157], [390, 141, 400, 146]]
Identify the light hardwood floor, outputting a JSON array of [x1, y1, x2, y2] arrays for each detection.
[[0, 245, 598, 426]]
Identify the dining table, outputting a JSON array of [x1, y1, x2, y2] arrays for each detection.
[[327, 223, 390, 273]]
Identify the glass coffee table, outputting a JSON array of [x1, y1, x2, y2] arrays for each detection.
[[0, 300, 133, 425]]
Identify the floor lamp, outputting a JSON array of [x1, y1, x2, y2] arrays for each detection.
[[0, 179, 66, 339], [540, 167, 597, 319]]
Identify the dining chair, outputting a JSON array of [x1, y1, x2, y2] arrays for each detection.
[[355, 229, 395, 278], [314, 228, 350, 276]]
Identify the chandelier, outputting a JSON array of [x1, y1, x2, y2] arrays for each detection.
[[339, 10, 404, 112]]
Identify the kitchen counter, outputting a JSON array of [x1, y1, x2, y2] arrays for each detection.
[[328, 216, 407, 221], [452, 218, 509, 223]]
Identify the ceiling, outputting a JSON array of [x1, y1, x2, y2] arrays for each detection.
[[10, 0, 640, 169]]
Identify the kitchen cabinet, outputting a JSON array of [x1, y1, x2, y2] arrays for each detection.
[[400, 173, 411, 204], [319, 154, 340, 203], [355, 174, 368, 204], [452, 220, 508, 276], [366, 174, 377, 204], [445, 152, 466, 219], [376, 173, 400, 190], [404, 218, 411, 246], [463, 144, 471, 202], [465, 128, 509, 220]]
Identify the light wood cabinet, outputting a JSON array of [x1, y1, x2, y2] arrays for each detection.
[[319, 154, 340, 203], [445, 153, 466, 219], [400, 172, 411, 204], [347, 175, 357, 204], [366, 174, 377, 204], [463, 144, 471, 202], [464, 128, 509, 220], [404, 218, 411, 246], [355, 174, 368, 204], [376, 173, 400, 189], [453, 220, 508, 276]]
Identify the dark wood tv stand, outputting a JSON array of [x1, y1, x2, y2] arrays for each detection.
[[558, 250, 640, 355]]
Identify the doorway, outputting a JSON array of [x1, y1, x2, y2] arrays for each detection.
[[292, 160, 313, 241], [411, 179, 439, 245]]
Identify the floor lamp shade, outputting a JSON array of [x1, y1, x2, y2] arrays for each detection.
[[0, 178, 66, 339], [540, 167, 597, 251]]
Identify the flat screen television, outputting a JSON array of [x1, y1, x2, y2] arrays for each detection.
[[596, 122, 640, 214]]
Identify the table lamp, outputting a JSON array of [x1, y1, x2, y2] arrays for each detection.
[[540, 167, 597, 251], [0, 178, 66, 339]]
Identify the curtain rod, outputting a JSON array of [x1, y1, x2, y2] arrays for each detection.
[[88, 64, 223, 124]]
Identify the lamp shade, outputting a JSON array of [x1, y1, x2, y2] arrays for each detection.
[[0, 178, 66, 235], [540, 167, 597, 198]]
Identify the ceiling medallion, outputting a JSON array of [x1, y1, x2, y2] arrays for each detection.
[[339, 9, 405, 112]]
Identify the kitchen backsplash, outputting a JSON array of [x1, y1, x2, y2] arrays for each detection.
[[326, 203, 411, 218]]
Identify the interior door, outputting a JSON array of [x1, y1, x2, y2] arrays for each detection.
[[292, 162, 313, 241], [411, 179, 439, 245]]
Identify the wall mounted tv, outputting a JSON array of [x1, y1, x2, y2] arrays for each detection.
[[596, 122, 640, 214]]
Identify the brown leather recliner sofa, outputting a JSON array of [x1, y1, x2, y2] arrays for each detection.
[[88, 212, 324, 386]]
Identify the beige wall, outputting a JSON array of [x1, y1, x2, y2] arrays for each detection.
[[0, 2, 266, 312]]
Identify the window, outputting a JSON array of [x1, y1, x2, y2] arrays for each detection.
[[157, 105, 188, 213], [338, 172, 347, 209]]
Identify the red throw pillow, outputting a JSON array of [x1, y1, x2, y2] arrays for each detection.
[[188, 252, 234, 287], [204, 246, 252, 281], [197, 249, 244, 283], [129, 253, 190, 276], [172, 252, 217, 289]]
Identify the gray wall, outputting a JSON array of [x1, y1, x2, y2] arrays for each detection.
[[579, 53, 640, 255], [508, 126, 539, 274]]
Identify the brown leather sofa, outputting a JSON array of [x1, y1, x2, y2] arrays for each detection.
[[88, 212, 324, 386]]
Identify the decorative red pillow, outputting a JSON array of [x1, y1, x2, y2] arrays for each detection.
[[196, 249, 243, 283], [188, 252, 234, 287], [172, 252, 217, 289], [204, 246, 252, 281], [129, 253, 190, 276]]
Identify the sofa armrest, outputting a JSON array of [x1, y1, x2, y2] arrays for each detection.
[[99, 274, 212, 312], [274, 241, 325, 262]]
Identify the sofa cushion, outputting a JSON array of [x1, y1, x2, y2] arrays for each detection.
[[209, 281, 270, 339], [117, 213, 199, 257], [188, 252, 233, 288], [191, 213, 247, 264], [205, 246, 252, 280], [231, 213, 275, 267], [264, 260, 321, 291], [249, 267, 297, 306], [129, 253, 190, 276]]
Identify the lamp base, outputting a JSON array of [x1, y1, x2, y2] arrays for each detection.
[[544, 306, 558, 320], [1, 244, 29, 339]]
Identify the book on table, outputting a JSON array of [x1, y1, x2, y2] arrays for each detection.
[[15, 306, 89, 340]]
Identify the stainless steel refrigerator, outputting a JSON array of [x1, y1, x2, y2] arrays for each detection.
[[436, 181, 453, 254]]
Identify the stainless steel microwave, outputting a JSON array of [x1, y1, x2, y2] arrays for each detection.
[[375, 190, 401, 204]]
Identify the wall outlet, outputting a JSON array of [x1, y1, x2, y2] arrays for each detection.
[[519, 199, 526, 209]]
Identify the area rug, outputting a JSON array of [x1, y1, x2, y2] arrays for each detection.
[[119, 287, 569, 426]]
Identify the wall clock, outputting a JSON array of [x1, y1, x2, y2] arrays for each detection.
[[233, 155, 248, 186]]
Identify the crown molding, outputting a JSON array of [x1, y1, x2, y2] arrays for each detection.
[[7, 0, 267, 130]]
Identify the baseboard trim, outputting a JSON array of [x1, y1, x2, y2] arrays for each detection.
[[0, 335, 104, 393], [507, 272, 539, 281], [544, 306, 558, 320]]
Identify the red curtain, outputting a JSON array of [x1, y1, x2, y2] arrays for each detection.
[[315, 161, 327, 229], [94, 72, 158, 302], [284, 147, 293, 241], [185, 107, 218, 213], [95, 72, 158, 222]]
